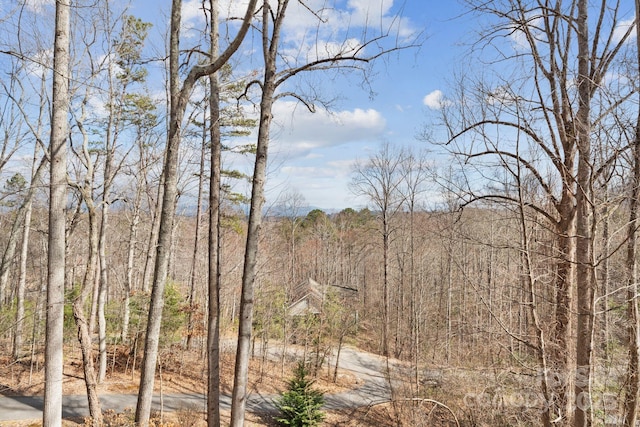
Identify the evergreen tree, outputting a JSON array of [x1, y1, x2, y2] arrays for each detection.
[[275, 362, 325, 427]]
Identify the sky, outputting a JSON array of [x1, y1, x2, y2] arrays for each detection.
[[7, 0, 637, 213], [125, 0, 474, 212]]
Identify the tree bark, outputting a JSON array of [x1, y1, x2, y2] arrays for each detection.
[[135, 0, 257, 424], [12, 155, 45, 360], [44, 1, 71, 425], [229, 58, 276, 427], [574, 1, 594, 425], [69, 86, 106, 425], [621, 3, 640, 425], [229, 3, 280, 424], [98, 190, 110, 383], [186, 113, 205, 351], [134, 0, 183, 417], [71, 193, 102, 426], [207, 0, 222, 425]]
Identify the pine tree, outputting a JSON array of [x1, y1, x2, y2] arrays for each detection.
[[275, 362, 325, 427]]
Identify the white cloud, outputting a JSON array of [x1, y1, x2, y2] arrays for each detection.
[[508, 15, 543, 52], [486, 85, 518, 106], [24, 48, 52, 78], [270, 101, 386, 157], [275, 159, 364, 209], [279, 0, 418, 52], [24, 0, 53, 14], [509, 29, 529, 51], [187, 0, 250, 23], [182, 0, 206, 23], [313, 38, 363, 60], [218, 0, 255, 20], [423, 90, 448, 110], [282, 159, 355, 180], [87, 96, 109, 119], [613, 18, 636, 44], [348, 0, 394, 19], [179, 0, 418, 63]]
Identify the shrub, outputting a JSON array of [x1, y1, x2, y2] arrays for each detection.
[[274, 361, 325, 426], [174, 403, 202, 426]]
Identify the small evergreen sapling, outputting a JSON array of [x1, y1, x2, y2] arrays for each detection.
[[274, 361, 325, 426]]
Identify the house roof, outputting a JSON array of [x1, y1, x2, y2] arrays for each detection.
[[288, 278, 324, 316], [286, 278, 358, 316]]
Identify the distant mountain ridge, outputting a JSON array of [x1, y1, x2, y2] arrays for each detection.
[[265, 204, 340, 218]]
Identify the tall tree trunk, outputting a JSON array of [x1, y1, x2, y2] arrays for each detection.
[[135, 0, 257, 424], [72, 194, 102, 426], [382, 215, 390, 357], [12, 155, 45, 360], [123, 133, 150, 342], [229, 71, 275, 427], [515, 149, 553, 427], [13, 193, 32, 360], [44, 1, 70, 425], [135, 0, 183, 418], [97, 159, 114, 384], [123, 185, 142, 343], [553, 220, 575, 425], [70, 87, 106, 425], [622, 4, 640, 425], [574, 2, 594, 425], [13, 67, 50, 356], [98, 206, 109, 383], [622, 97, 640, 427], [230, 5, 280, 424], [186, 108, 205, 351], [207, 0, 222, 424], [141, 176, 163, 293], [98, 7, 123, 377]]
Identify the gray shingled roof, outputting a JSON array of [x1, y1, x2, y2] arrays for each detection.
[[288, 278, 324, 316]]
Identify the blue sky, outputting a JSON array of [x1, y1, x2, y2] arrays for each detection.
[[7, 0, 636, 212], [263, 1, 476, 210], [126, 0, 472, 211], [259, 1, 469, 210]]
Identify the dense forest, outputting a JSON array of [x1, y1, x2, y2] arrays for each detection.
[[1, 0, 640, 426]]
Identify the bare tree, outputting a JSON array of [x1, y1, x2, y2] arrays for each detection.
[[229, 2, 418, 422], [0, 66, 49, 361], [68, 95, 103, 425], [0, 69, 29, 305], [622, 2, 640, 424], [350, 143, 406, 357], [434, 2, 635, 424], [207, 1, 222, 424], [13, 149, 44, 361], [134, 0, 259, 424], [96, 10, 152, 384], [121, 95, 159, 344], [398, 149, 430, 393], [185, 88, 207, 352], [44, 0, 70, 425]]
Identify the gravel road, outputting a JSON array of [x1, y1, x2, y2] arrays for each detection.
[[0, 344, 398, 422]]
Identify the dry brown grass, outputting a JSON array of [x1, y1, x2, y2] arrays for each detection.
[[0, 340, 356, 398], [5, 340, 526, 426], [0, 340, 362, 426]]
